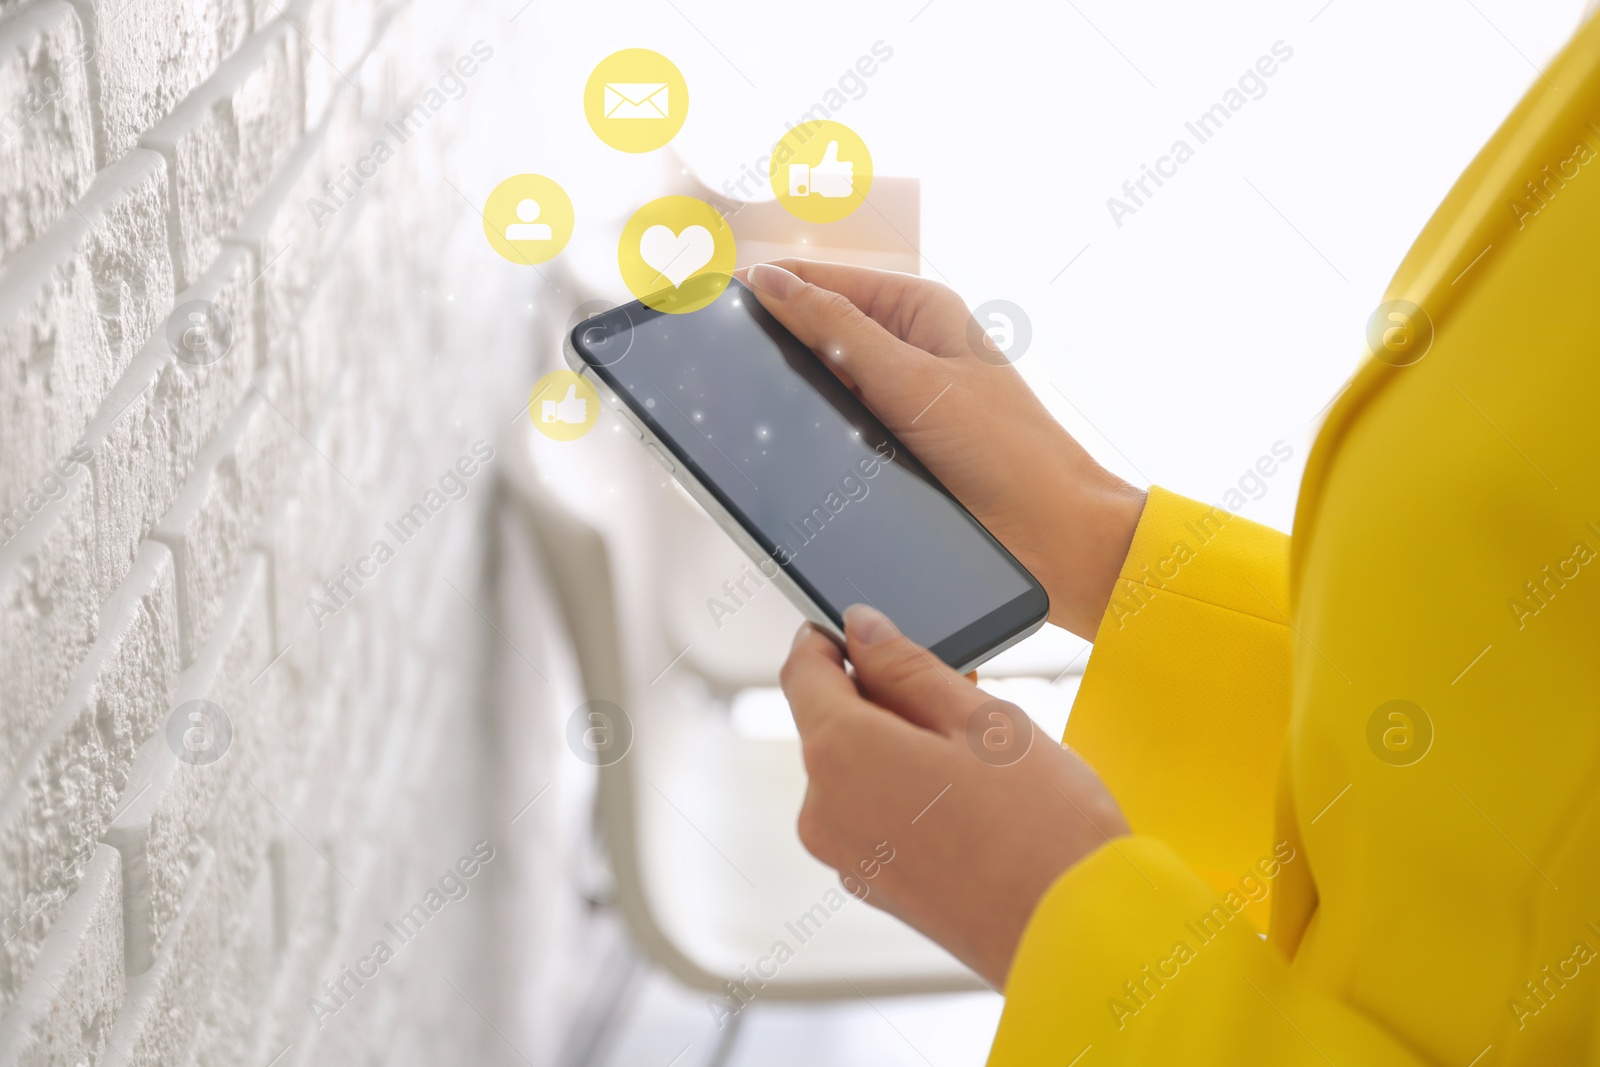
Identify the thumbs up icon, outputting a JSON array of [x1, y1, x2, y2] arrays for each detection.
[[542, 384, 588, 425], [788, 141, 854, 198]]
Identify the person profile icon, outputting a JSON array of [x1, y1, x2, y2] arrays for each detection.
[[506, 198, 553, 241], [482, 174, 573, 265]]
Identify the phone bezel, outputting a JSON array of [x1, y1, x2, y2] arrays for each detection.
[[566, 277, 1050, 672]]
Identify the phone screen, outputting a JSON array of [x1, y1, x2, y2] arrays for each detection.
[[572, 278, 1046, 665]]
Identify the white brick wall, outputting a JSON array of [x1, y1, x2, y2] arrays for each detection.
[[0, 148, 172, 531], [0, 0, 536, 1061], [0, 1, 96, 266], [0, 844, 124, 1065]]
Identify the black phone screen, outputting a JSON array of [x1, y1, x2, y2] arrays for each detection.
[[572, 278, 1047, 665]]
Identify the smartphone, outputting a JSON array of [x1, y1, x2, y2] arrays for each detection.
[[565, 277, 1049, 673]]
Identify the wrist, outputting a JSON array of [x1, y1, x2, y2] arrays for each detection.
[[1042, 474, 1147, 641]]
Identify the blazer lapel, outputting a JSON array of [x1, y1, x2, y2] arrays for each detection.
[[1290, 11, 1600, 594]]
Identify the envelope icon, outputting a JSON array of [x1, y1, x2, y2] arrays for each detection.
[[604, 82, 670, 120]]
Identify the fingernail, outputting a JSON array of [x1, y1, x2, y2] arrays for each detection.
[[749, 262, 802, 299], [844, 604, 896, 645], [792, 622, 813, 650]]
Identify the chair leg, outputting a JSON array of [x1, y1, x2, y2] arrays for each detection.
[[559, 934, 645, 1067], [703, 1006, 746, 1067]]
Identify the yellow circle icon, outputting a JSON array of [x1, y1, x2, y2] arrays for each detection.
[[768, 121, 873, 223], [584, 49, 688, 153], [618, 197, 736, 314], [529, 370, 600, 441], [484, 174, 574, 265]]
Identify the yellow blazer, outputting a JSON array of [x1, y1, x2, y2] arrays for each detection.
[[991, 14, 1600, 1066]]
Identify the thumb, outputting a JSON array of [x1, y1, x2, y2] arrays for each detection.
[[562, 384, 577, 400], [819, 140, 841, 166], [744, 263, 943, 420], [842, 604, 980, 736]]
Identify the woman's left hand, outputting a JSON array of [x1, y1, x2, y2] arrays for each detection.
[[780, 605, 1130, 987]]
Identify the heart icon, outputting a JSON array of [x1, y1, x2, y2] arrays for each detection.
[[639, 224, 715, 288]]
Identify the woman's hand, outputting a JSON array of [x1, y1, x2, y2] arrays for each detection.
[[780, 605, 1129, 987], [745, 259, 1146, 640]]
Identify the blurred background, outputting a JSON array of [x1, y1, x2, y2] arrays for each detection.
[[0, 0, 1587, 1064]]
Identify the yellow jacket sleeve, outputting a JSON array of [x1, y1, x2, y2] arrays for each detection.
[[988, 489, 1420, 1063], [1063, 486, 1294, 902], [988, 836, 1423, 1064]]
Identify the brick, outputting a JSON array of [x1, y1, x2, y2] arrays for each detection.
[[0, 148, 172, 524], [252, 378, 387, 746], [284, 0, 376, 129], [0, 0, 96, 269], [189, 850, 275, 1067], [289, 268, 364, 433], [166, 614, 279, 961], [338, 656, 427, 849], [81, 243, 261, 600], [0, 845, 124, 1067], [150, 372, 289, 665], [0, 466, 97, 789], [256, 575, 345, 793], [248, 771, 379, 1064], [299, 909, 433, 1067], [101, 740, 221, 976], [253, 615, 366, 955], [302, 201, 413, 427], [302, 626, 383, 842], [65, 0, 249, 166], [227, 134, 325, 400], [230, 84, 372, 395], [0, 541, 175, 1005], [255, 486, 320, 679], [279, 829, 395, 1052], [360, 11, 512, 225], [102, 846, 222, 1067], [270, 795, 336, 961], [101, 552, 268, 974], [203, 736, 277, 952], [248, 883, 327, 1065], [139, 21, 303, 288]]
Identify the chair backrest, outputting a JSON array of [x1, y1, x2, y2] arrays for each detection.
[[658, 149, 924, 276], [499, 428, 700, 982]]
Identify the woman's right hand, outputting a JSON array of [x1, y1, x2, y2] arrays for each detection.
[[744, 259, 1146, 641]]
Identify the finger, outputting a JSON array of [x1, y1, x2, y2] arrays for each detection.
[[842, 604, 984, 736], [745, 262, 946, 424], [819, 140, 840, 165], [562, 385, 577, 400], [778, 623, 860, 737], [734, 266, 856, 388], [763, 259, 974, 357], [745, 261, 902, 360]]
